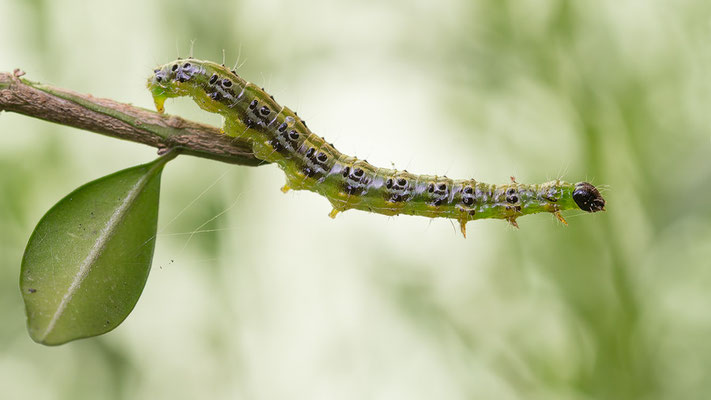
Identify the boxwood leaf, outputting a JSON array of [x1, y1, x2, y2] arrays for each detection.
[[20, 152, 176, 345]]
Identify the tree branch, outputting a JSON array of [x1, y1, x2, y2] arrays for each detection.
[[0, 70, 264, 166]]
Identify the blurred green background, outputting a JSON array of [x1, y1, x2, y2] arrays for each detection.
[[1, 0, 710, 399]]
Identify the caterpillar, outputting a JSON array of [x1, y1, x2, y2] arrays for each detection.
[[147, 58, 605, 237]]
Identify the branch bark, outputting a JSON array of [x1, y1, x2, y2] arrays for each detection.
[[0, 70, 263, 166]]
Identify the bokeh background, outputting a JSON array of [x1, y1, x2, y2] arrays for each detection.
[[1, 0, 710, 399]]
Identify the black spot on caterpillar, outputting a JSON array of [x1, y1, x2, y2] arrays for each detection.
[[147, 59, 605, 237]]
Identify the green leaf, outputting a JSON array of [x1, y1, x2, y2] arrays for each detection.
[[20, 152, 176, 345]]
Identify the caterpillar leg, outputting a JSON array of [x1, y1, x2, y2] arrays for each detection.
[[553, 211, 568, 226], [459, 220, 468, 238], [326, 196, 351, 220], [507, 217, 520, 229], [281, 184, 291, 193]]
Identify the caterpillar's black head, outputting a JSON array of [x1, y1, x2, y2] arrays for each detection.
[[573, 182, 605, 212]]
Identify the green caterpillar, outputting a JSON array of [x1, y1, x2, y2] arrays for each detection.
[[147, 58, 605, 236]]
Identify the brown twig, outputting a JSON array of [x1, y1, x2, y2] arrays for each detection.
[[0, 70, 263, 166]]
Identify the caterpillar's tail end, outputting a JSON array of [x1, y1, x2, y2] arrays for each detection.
[[573, 182, 606, 213], [459, 220, 467, 238]]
